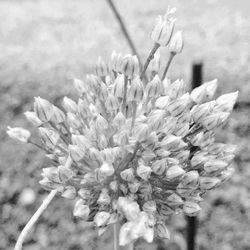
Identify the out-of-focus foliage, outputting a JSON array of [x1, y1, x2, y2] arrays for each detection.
[[0, 0, 250, 250]]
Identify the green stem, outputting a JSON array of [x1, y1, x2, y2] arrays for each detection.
[[140, 43, 160, 81], [122, 76, 128, 116], [161, 52, 175, 81], [129, 101, 137, 136]]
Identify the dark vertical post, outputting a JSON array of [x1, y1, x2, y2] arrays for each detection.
[[186, 63, 203, 250]]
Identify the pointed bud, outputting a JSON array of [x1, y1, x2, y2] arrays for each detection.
[[137, 164, 152, 180], [167, 93, 190, 116], [181, 170, 199, 187], [160, 135, 187, 151], [174, 123, 189, 137], [183, 201, 201, 216], [151, 9, 176, 46], [155, 222, 170, 239], [97, 189, 111, 205], [78, 188, 91, 200], [152, 159, 167, 175], [191, 101, 216, 123], [7, 127, 31, 143], [134, 123, 149, 142], [113, 130, 129, 145], [121, 54, 139, 78], [204, 159, 228, 174], [146, 75, 162, 98], [199, 176, 221, 190], [69, 144, 85, 162], [66, 112, 81, 129], [73, 200, 90, 220], [39, 127, 59, 149], [174, 150, 190, 163], [167, 79, 186, 99], [166, 193, 184, 206], [34, 97, 54, 122], [42, 167, 60, 183], [128, 76, 144, 102], [24, 111, 42, 126], [113, 111, 126, 129], [155, 96, 170, 109], [201, 112, 230, 130], [95, 56, 109, 77], [168, 31, 184, 54], [50, 105, 65, 124], [147, 109, 165, 131], [105, 94, 119, 112], [58, 165, 74, 183], [95, 114, 109, 131], [220, 167, 234, 182], [120, 168, 135, 182], [111, 50, 123, 72], [216, 91, 239, 112], [110, 180, 118, 191], [166, 165, 185, 180], [113, 74, 125, 99], [73, 78, 87, 95], [99, 162, 114, 177], [128, 181, 141, 193], [62, 97, 78, 113], [143, 200, 156, 214], [149, 49, 161, 73]]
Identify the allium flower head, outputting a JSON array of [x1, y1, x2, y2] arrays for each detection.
[[8, 7, 239, 247]]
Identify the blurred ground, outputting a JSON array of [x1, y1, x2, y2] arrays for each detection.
[[0, 0, 250, 249]]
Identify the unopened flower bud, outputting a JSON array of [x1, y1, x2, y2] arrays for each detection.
[[137, 164, 152, 180], [166, 193, 184, 206], [190, 152, 207, 168], [69, 144, 85, 162], [151, 8, 176, 46], [99, 81, 109, 100], [128, 76, 144, 102], [110, 180, 118, 191], [77, 98, 90, 120], [166, 165, 185, 180], [42, 167, 60, 182], [181, 170, 199, 187], [62, 186, 76, 199], [167, 93, 190, 116], [73, 199, 90, 220], [215, 91, 239, 112], [78, 188, 91, 200], [39, 127, 59, 149], [113, 74, 125, 99], [134, 123, 149, 142], [50, 105, 65, 124], [99, 162, 114, 177], [143, 200, 156, 214], [204, 159, 228, 174], [24, 111, 42, 127], [174, 123, 189, 137], [113, 111, 126, 129], [174, 150, 190, 163], [183, 201, 201, 216], [168, 79, 186, 99], [119, 222, 135, 246], [146, 75, 162, 98], [7, 127, 31, 143], [201, 112, 230, 130], [220, 167, 234, 182], [58, 165, 74, 183], [95, 114, 109, 131], [72, 134, 92, 148], [62, 97, 78, 113], [73, 78, 87, 95], [168, 31, 184, 54], [191, 101, 216, 123], [105, 94, 119, 112], [111, 50, 123, 72], [66, 112, 81, 129], [121, 54, 139, 78], [34, 97, 54, 122], [120, 168, 135, 182], [155, 96, 170, 109], [151, 159, 167, 175], [95, 56, 109, 77], [148, 49, 161, 73], [155, 221, 170, 239], [160, 135, 187, 151], [147, 110, 165, 131], [199, 176, 221, 190]]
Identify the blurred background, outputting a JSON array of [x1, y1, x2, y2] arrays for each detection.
[[0, 0, 250, 249]]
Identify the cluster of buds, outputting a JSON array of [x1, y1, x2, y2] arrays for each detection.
[[8, 7, 238, 247]]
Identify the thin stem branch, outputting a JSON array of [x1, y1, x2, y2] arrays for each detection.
[[140, 43, 160, 81], [161, 52, 175, 81], [113, 223, 118, 250], [28, 139, 48, 152], [14, 189, 58, 250], [122, 76, 128, 116], [106, 0, 142, 69], [129, 101, 137, 136]]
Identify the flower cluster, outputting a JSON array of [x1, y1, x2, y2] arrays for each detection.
[[8, 7, 238, 247]]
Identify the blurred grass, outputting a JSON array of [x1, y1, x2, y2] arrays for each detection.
[[0, 0, 250, 249]]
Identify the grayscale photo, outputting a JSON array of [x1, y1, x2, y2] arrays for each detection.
[[1, 0, 249, 250]]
